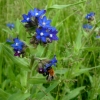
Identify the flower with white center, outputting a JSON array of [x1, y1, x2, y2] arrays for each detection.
[[30, 8, 46, 18], [36, 28, 49, 43], [38, 16, 51, 28], [21, 11, 32, 23], [48, 28, 58, 41]]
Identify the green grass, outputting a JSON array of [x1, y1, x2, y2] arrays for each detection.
[[0, 0, 100, 100]]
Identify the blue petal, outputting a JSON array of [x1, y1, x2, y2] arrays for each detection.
[[43, 32, 49, 37], [50, 55, 57, 65], [41, 36, 46, 42], [36, 35, 41, 40], [22, 14, 27, 19], [45, 63, 52, 69], [46, 20, 51, 25], [39, 18, 43, 24], [51, 35, 59, 40], [36, 29, 41, 35], [39, 10, 46, 16], [43, 16, 47, 22]]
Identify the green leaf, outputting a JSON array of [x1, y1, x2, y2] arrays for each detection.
[[7, 66, 16, 80], [15, 19, 21, 34], [24, 0, 33, 9], [55, 68, 67, 74], [46, 0, 53, 9], [2, 79, 10, 90], [74, 32, 82, 53], [72, 65, 100, 78], [34, 45, 46, 57], [20, 71, 28, 87], [36, 81, 59, 99], [83, 47, 100, 51], [45, 81, 59, 92], [7, 91, 30, 100], [2, 29, 13, 36], [47, 1, 86, 9], [29, 77, 47, 84], [0, 43, 3, 84], [0, 89, 10, 100], [62, 86, 85, 100]]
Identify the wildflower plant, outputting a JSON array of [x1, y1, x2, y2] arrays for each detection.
[[2, 0, 100, 100]]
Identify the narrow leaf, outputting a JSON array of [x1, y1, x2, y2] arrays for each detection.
[[62, 86, 85, 100]]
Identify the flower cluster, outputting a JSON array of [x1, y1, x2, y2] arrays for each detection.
[[37, 55, 57, 81], [11, 38, 25, 57], [21, 8, 58, 46], [85, 12, 95, 21], [6, 23, 27, 57], [83, 12, 95, 31]]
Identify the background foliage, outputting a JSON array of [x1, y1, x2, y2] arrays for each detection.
[[0, 0, 100, 100]]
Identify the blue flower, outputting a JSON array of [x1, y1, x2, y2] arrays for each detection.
[[21, 11, 32, 23], [30, 8, 46, 18], [11, 38, 24, 57], [50, 55, 57, 66], [11, 38, 24, 51], [36, 28, 49, 43], [85, 12, 95, 20], [83, 24, 93, 29], [6, 23, 15, 29], [48, 28, 59, 41], [38, 16, 51, 28]]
